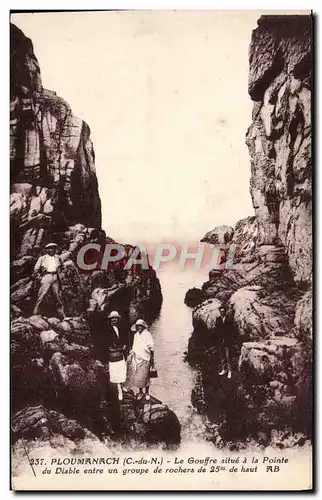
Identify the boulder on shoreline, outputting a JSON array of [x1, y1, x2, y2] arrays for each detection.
[[184, 287, 202, 307]]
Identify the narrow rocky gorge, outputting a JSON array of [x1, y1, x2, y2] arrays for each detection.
[[10, 23, 181, 456], [186, 15, 312, 448]]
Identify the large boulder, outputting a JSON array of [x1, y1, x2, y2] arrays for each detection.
[[184, 287, 202, 307], [26, 315, 49, 331], [48, 351, 106, 405], [229, 285, 302, 340], [12, 405, 86, 442], [201, 225, 234, 245], [238, 337, 311, 438], [239, 337, 301, 384], [192, 298, 221, 331], [119, 391, 181, 445], [202, 268, 244, 303]]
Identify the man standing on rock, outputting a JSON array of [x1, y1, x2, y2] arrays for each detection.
[[33, 242, 65, 319], [215, 305, 234, 379], [105, 311, 129, 401]]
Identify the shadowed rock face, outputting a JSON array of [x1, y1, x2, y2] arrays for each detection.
[[247, 15, 312, 285], [187, 15, 312, 446], [10, 25, 101, 230], [10, 24, 176, 448]]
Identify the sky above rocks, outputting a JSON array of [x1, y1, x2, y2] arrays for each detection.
[[12, 10, 262, 245]]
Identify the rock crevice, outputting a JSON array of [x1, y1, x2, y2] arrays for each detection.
[[186, 15, 312, 447]]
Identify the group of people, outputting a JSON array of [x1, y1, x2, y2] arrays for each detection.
[[32, 243, 155, 403], [32, 243, 235, 393], [95, 310, 155, 402]]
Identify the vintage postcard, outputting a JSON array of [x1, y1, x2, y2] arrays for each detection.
[[10, 10, 313, 490]]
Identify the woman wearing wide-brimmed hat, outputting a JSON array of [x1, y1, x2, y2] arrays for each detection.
[[124, 319, 154, 400], [105, 310, 129, 401]]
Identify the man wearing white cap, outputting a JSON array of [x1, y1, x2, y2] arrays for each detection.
[[105, 310, 129, 401], [33, 243, 65, 318]]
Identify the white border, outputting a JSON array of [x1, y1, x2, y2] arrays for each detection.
[[2, 2, 319, 499]]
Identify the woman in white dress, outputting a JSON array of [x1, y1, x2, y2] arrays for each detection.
[[124, 319, 154, 400]]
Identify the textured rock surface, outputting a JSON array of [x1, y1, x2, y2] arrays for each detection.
[[119, 391, 181, 445], [10, 23, 172, 447], [12, 405, 87, 441], [12, 397, 180, 481], [294, 289, 312, 342], [192, 298, 221, 331], [247, 15, 312, 285], [10, 26, 101, 230], [229, 284, 303, 340], [187, 15, 312, 445], [201, 225, 234, 245]]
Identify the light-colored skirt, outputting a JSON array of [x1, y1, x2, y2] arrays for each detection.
[[124, 352, 150, 389], [109, 358, 127, 384]]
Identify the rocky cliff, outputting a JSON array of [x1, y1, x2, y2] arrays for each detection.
[[186, 15, 312, 447], [10, 23, 180, 456]]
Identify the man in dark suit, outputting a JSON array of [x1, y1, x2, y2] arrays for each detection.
[[89, 309, 129, 361], [89, 309, 130, 400], [215, 305, 234, 379], [105, 311, 130, 401], [105, 310, 130, 355]]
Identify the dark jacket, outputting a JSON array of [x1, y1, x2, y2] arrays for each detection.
[[105, 322, 129, 351], [215, 315, 235, 347], [90, 314, 129, 364]]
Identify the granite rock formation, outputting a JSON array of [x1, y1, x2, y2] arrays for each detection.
[[187, 15, 312, 446], [10, 23, 180, 451]]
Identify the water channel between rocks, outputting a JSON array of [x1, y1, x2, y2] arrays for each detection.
[[149, 261, 210, 447]]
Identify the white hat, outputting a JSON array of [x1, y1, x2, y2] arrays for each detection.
[[131, 319, 148, 331], [45, 243, 58, 249], [107, 310, 121, 319]]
